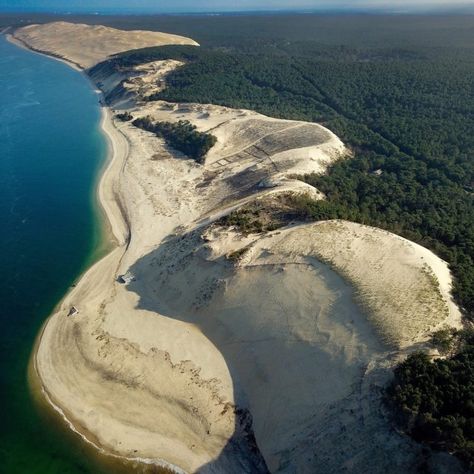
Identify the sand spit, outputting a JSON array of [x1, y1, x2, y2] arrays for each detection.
[[18, 22, 464, 474], [13, 21, 198, 69]]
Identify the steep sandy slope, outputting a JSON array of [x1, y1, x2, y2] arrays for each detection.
[[13, 22, 198, 69], [127, 219, 461, 472], [286, 220, 461, 347]]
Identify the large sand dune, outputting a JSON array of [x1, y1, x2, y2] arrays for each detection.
[[17, 23, 464, 474], [125, 218, 460, 471], [13, 22, 198, 69]]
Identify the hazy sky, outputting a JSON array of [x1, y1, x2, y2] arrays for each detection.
[[1, 0, 473, 13]]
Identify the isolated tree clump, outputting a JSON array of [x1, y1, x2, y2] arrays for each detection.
[[133, 116, 216, 163]]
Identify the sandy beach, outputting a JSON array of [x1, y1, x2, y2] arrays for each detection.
[[11, 21, 464, 474]]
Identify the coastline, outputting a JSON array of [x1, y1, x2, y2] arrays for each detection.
[[5, 22, 465, 474], [6, 33, 83, 71], [6, 28, 254, 473], [6, 33, 184, 473], [95, 105, 130, 247]]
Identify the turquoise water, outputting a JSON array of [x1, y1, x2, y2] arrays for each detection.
[[0, 36, 111, 473]]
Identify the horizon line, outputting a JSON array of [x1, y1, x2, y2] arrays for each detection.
[[1, 6, 474, 16]]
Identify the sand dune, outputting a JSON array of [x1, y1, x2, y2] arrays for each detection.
[[133, 218, 461, 471], [18, 22, 464, 474], [13, 22, 198, 69], [281, 221, 461, 347]]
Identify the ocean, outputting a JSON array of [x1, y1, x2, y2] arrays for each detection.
[[0, 35, 110, 473]]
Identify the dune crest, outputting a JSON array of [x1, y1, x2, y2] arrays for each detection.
[[13, 21, 198, 69]]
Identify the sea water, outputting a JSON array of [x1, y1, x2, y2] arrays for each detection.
[[0, 34, 175, 474], [0, 35, 111, 473]]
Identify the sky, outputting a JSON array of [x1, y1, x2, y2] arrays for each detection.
[[0, 0, 473, 14]]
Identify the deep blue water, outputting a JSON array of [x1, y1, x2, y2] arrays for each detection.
[[0, 35, 110, 473]]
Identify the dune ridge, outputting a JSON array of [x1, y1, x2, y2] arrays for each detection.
[[13, 21, 198, 69]]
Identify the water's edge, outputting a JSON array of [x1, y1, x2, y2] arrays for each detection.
[[5, 34, 183, 474]]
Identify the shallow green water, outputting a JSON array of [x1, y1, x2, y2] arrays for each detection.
[[0, 35, 113, 473]]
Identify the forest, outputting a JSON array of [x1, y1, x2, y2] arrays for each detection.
[[132, 117, 216, 163], [98, 15, 474, 468], [387, 330, 474, 470], [108, 38, 474, 320]]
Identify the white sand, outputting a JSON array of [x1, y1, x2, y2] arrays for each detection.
[[17, 22, 464, 474]]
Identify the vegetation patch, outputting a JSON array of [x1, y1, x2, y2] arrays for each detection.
[[227, 247, 248, 263], [132, 116, 216, 163], [218, 194, 313, 235], [219, 207, 280, 235], [430, 328, 461, 356], [387, 330, 474, 470], [115, 111, 133, 122]]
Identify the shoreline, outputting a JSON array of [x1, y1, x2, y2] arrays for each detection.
[[5, 22, 465, 473], [6, 27, 264, 473], [6, 31, 128, 249], [7, 34, 185, 474], [6, 32, 83, 71], [95, 105, 130, 247]]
